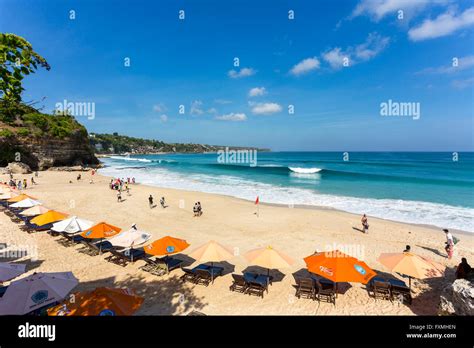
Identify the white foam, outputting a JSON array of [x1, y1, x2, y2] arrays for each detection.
[[109, 156, 152, 163], [289, 167, 322, 174], [99, 165, 474, 233]]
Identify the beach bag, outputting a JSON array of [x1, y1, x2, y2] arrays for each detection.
[[453, 236, 460, 245]]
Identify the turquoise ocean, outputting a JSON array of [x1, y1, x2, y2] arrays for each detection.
[[99, 152, 474, 233]]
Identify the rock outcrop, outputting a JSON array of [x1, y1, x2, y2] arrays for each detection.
[[6, 162, 31, 174], [438, 277, 474, 315], [0, 131, 99, 171]]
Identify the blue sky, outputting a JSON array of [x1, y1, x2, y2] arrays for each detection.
[[1, 0, 473, 151]]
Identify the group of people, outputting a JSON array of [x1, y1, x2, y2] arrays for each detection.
[[147, 195, 166, 209], [5, 174, 37, 190]]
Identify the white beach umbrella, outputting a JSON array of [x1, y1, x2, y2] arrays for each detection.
[[108, 229, 152, 248], [0, 192, 19, 200], [10, 198, 42, 209], [20, 205, 51, 217], [0, 272, 78, 315], [51, 216, 94, 234], [0, 263, 27, 282]]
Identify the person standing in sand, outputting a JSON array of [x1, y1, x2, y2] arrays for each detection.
[[444, 229, 454, 259], [361, 214, 369, 234], [148, 195, 154, 208]]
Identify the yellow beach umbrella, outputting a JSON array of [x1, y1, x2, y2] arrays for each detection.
[[188, 240, 234, 264], [244, 246, 294, 275], [377, 252, 445, 289], [7, 193, 37, 203], [30, 210, 68, 226]]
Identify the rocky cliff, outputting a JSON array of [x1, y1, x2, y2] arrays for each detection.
[[0, 103, 99, 170]]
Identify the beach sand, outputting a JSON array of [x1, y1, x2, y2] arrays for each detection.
[[1, 170, 472, 315]]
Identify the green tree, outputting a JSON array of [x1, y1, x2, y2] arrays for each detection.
[[0, 33, 50, 105]]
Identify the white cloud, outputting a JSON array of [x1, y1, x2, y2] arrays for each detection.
[[228, 67, 256, 78], [322, 48, 347, 69], [408, 7, 474, 41], [153, 103, 166, 113], [248, 87, 267, 97], [215, 112, 247, 121], [251, 102, 282, 115], [190, 100, 204, 115], [160, 114, 168, 123], [289, 57, 320, 76], [351, 0, 447, 21], [416, 55, 474, 74], [207, 107, 218, 114], [322, 33, 389, 69]]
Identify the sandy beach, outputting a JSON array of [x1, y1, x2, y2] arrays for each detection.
[[1, 170, 473, 315]]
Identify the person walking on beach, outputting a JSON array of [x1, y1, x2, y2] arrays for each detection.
[[23, 178, 27, 189], [160, 197, 166, 208], [148, 195, 154, 208], [361, 214, 369, 234], [444, 229, 454, 259], [31, 177, 36, 185], [125, 182, 130, 196]]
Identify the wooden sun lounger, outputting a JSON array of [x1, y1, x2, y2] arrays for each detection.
[[390, 284, 412, 304], [372, 280, 391, 301], [78, 240, 114, 256], [180, 268, 199, 284], [21, 222, 53, 233], [246, 280, 267, 298], [104, 248, 146, 266], [229, 274, 249, 294], [180, 265, 224, 286], [295, 277, 316, 300], [140, 256, 183, 276], [315, 279, 336, 305]]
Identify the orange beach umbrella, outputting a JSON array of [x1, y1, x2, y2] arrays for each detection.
[[81, 222, 122, 239], [144, 236, 190, 256], [30, 210, 68, 226], [47, 287, 144, 316], [304, 250, 376, 284], [7, 193, 37, 203]]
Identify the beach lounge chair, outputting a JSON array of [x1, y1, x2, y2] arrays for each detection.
[[295, 277, 316, 300], [180, 268, 199, 284], [246, 280, 267, 298], [229, 274, 249, 293], [105, 248, 146, 266], [21, 222, 53, 233], [78, 240, 113, 256], [390, 284, 412, 304], [140, 256, 183, 276], [372, 280, 391, 301], [315, 279, 336, 305]]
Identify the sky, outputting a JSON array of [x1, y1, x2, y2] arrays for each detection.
[[1, 0, 473, 151]]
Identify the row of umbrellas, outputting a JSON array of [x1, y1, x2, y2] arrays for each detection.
[[0, 183, 447, 315]]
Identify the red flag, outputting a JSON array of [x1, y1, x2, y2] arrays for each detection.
[[255, 196, 259, 205]]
